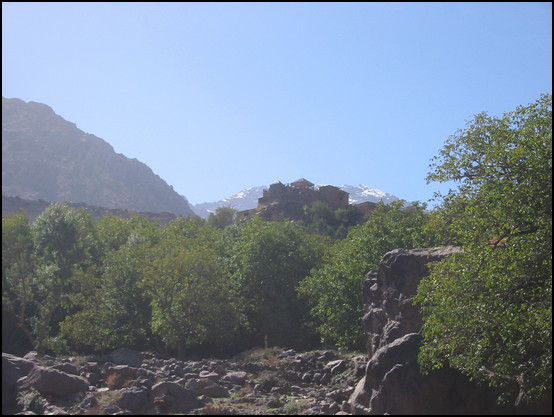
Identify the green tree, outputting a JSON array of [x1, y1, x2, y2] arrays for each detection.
[[2, 212, 36, 354], [415, 93, 552, 405], [3, 203, 101, 355], [207, 206, 238, 229], [299, 200, 431, 350], [61, 215, 161, 353], [225, 217, 329, 349], [141, 217, 240, 359]]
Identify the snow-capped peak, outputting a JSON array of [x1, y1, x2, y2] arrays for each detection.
[[192, 186, 267, 218], [339, 184, 398, 205]]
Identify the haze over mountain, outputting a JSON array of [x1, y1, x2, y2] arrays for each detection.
[[2, 97, 195, 217], [192, 183, 399, 218]]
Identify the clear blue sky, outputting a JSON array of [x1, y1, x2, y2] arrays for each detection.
[[2, 2, 552, 206]]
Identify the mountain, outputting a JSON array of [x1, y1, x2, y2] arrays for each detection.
[[192, 184, 398, 218], [193, 186, 268, 218], [2, 97, 195, 217], [338, 184, 398, 205]]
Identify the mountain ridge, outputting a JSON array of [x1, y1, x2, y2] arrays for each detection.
[[2, 97, 195, 217]]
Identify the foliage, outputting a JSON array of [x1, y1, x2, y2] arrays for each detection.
[[141, 217, 241, 359], [224, 217, 329, 349], [207, 206, 238, 229], [415, 93, 552, 405], [2, 203, 101, 355], [61, 215, 161, 352], [2, 212, 36, 354], [304, 201, 365, 239], [299, 200, 431, 350]]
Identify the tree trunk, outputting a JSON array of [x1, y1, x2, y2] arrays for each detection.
[[177, 338, 186, 360]]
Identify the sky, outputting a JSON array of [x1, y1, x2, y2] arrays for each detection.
[[2, 3, 552, 206]]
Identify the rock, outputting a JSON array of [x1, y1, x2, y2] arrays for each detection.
[[221, 371, 247, 386], [52, 363, 79, 375], [151, 381, 202, 412], [348, 246, 531, 415], [108, 348, 143, 368], [117, 387, 149, 413], [3, 353, 37, 414], [187, 378, 229, 398], [17, 366, 90, 397], [105, 365, 138, 390], [3, 352, 36, 389], [267, 397, 281, 408], [77, 394, 99, 413], [198, 370, 220, 380], [82, 362, 99, 373], [324, 359, 346, 375]]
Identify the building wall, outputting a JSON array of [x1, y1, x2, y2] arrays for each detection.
[[257, 182, 349, 212]]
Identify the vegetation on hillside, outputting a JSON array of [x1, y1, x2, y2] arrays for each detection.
[[2, 93, 551, 406]]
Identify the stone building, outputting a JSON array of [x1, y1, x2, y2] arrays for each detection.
[[237, 178, 378, 223], [257, 179, 349, 213]]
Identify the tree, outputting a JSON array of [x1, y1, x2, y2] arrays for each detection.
[[207, 206, 237, 229], [2, 212, 36, 354], [61, 214, 162, 353], [415, 93, 552, 405], [3, 203, 101, 355], [299, 200, 431, 350], [225, 217, 329, 349], [141, 217, 240, 359]]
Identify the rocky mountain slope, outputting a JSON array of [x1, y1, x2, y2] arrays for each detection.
[[2, 97, 195, 217], [193, 184, 398, 218]]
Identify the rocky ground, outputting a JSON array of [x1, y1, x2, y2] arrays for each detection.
[[3, 346, 367, 415]]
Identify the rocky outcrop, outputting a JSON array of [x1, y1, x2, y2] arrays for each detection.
[[347, 247, 550, 415], [362, 247, 461, 358]]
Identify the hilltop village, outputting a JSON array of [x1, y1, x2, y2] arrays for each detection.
[[237, 178, 377, 222]]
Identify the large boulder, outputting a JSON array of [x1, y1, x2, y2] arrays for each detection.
[[2, 353, 36, 389], [348, 246, 528, 415], [108, 348, 143, 367], [117, 387, 150, 413], [3, 353, 37, 413], [187, 378, 229, 398], [151, 381, 202, 412], [362, 247, 461, 357], [17, 365, 90, 397]]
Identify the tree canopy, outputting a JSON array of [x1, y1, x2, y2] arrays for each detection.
[[415, 93, 552, 405], [299, 200, 431, 350]]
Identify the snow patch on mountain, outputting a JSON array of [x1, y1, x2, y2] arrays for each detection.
[[192, 186, 267, 218], [338, 184, 398, 205]]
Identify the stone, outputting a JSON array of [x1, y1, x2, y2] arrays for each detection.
[[324, 359, 346, 375], [221, 371, 247, 385], [52, 363, 79, 375], [105, 365, 138, 390], [151, 381, 202, 411], [347, 246, 538, 415], [108, 348, 143, 368], [117, 387, 149, 412], [187, 378, 229, 398], [17, 366, 90, 397], [3, 352, 36, 388]]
